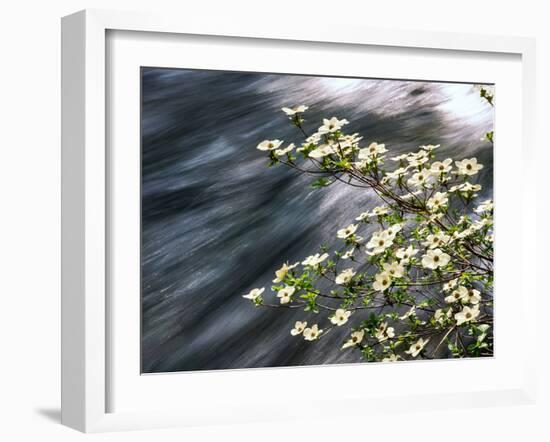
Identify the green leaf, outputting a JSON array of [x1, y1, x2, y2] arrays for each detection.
[[310, 177, 331, 189]]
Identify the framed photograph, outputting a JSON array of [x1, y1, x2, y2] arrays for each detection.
[[62, 9, 537, 432]]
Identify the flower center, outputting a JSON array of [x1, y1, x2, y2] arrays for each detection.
[[466, 164, 472, 170], [433, 256, 440, 262]]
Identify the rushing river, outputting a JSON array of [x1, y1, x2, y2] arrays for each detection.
[[141, 68, 494, 373]]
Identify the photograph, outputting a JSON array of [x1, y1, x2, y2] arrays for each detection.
[[140, 67, 494, 373]]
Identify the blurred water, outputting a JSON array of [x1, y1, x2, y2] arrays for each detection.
[[141, 68, 494, 373]]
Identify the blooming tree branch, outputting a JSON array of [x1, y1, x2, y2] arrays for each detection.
[[243, 86, 494, 362]]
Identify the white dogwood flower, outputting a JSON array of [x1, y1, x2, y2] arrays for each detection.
[[461, 182, 482, 193], [455, 158, 483, 176], [449, 182, 481, 195], [406, 149, 429, 166], [463, 288, 481, 304], [303, 324, 323, 341], [442, 278, 459, 292], [384, 167, 409, 181], [391, 153, 409, 162], [272, 262, 299, 283], [373, 271, 392, 292], [308, 143, 336, 158], [399, 306, 416, 320], [423, 232, 452, 249], [455, 305, 480, 326], [405, 338, 430, 357], [408, 170, 431, 187], [382, 354, 399, 362], [426, 192, 449, 211], [257, 139, 284, 151], [477, 324, 491, 342], [330, 309, 352, 326], [374, 322, 395, 342], [357, 206, 390, 220], [472, 218, 492, 231], [281, 105, 309, 115], [434, 308, 452, 324], [408, 156, 429, 168], [445, 286, 468, 303], [305, 133, 322, 144], [242, 287, 265, 301], [420, 144, 440, 152], [335, 268, 356, 285], [372, 206, 390, 217], [430, 158, 453, 175], [277, 285, 296, 304], [366, 230, 394, 255], [421, 248, 451, 269], [358, 142, 387, 159], [474, 199, 494, 214], [274, 143, 295, 156], [386, 223, 403, 238], [290, 321, 307, 336], [302, 253, 329, 267], [318, 117, 349, 134], [342, 330, 364, 349], [383, 261, 405, 278], [337, 224, 358, 239], [395, 245, 419, 264], [339, 133, 363, 145]]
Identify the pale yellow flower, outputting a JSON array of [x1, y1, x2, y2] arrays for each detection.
[[455, 158, 483, 176], [405, 338, 430, 357], [303, 324, 323, 341], [342, 330, 364, 349], [455, 305, 480, 326], [257, 139, 284, 151], [281, 105, 309, 115], [302, 253, 329, 267], [318, 117, 349, 134], [290, 321, 307, 336], [272, 262, 299, 283], [421, 248, 451, 269], [335, 268, 356, 285], [337, 224, 358, 239], [274, 143, 295, 156], [277, 285, 296, 304], [242, 287, 265, 301], [330, 309, 352, 326]]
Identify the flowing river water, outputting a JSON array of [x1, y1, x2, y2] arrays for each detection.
[[141, 68, 494, 373]]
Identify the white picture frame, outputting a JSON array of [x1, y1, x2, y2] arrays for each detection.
[[61, 9, 537, 433]]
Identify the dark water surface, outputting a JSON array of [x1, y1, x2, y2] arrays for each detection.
[[141, 68, 494, 373]]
